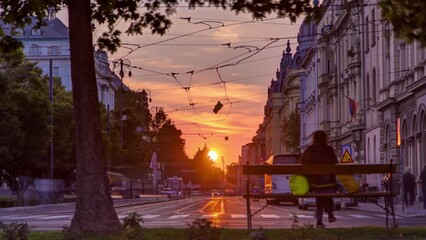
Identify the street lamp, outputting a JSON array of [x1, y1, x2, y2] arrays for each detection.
[[115, 58, 132, 148]]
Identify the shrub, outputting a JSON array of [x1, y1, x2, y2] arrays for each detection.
[[184, 218, 221, 240], [0, 221, 31, 240], [122, 212, 144, 240], [0, 198, 16, 208], [250, 227, 269, 240]]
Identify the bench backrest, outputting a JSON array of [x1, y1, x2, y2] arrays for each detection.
[[243, 163, 397, 175]]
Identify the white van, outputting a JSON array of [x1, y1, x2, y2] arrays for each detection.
[[264, 154, 301, 205]]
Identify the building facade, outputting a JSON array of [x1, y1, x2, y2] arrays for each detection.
[[1, 16, 72, 90], [1, 16, 117, 110], [245, 0, 426, 199]]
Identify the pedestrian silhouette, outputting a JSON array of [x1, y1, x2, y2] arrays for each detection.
[[420, 165, 426, 209], [402, 168, 416, 207], [301, 130, 338, 228]]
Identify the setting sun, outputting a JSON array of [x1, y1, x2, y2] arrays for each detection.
[[208, 150, 218, 161]]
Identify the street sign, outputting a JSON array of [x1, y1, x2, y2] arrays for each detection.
[[341, 149, 354, 163]]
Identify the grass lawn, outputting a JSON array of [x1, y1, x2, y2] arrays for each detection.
[[26, 227, 426, 240]]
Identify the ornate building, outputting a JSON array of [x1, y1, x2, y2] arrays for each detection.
[[244, 0, 426, 199]]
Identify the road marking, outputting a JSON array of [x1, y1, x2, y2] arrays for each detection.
[[201, 214, 218, 218], [349, 214, 374, 219], [260, 214, 280, 218], [142, 215, 160, 219], [7, 215, 48, 220], [373, 214, 402, 219], [231, 214, 247, 218], [40, 215, 71, 220], [169, 214, 189, 219], [220, 200, 225, 214], [291, 214, 314, 219]]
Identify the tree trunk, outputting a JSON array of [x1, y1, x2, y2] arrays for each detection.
[[15, 190, 25, 207], [68, 0, 121, 233]]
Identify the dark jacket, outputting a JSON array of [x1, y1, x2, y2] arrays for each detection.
[[402, 172, 416, 191], [421, 168, 426, 191], [301, 143, 338, 190]]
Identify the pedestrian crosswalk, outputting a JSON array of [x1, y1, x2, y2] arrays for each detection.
[[0, 212, 404, 221]]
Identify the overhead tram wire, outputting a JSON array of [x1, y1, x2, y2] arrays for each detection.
[[215, 68, 233, 118], [115, 12, 385, 60], [117, 34, 311, 79], [119, 39, 284, 127], [112, 19, 303, 138], [119, 39, 289, 90], [118, 17, 289, 59], [170, 16, 300, 26]]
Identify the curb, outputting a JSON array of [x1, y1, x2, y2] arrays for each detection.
[[354, 202, 426, 218]]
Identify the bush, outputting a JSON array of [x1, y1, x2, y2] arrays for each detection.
[[122, 212, 144, 240], [0, 198, 16, 208], [184, 218, 221, 240], [0, 221, 31, 240], [250, 227, 269, 240]]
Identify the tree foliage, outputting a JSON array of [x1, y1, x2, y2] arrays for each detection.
[[190, 145, 223, 188], [225, 162, 239, 185], [192, 146, 212, 187], [151, 108, 189, 177], [379, 0, 426, 46], [281, 111, 300, 153], [0, 49, 50, 204], [49, 77, 75, 180]]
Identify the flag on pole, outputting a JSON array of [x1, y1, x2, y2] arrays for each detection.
[[345, 95, 358, 118]]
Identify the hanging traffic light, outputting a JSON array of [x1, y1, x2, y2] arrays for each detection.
[[213, 101, 223, 114]]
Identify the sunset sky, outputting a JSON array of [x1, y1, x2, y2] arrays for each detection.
[[62, 7, 302, 167]]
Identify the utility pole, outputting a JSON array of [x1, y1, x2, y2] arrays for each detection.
[[49, 58, 54, 202], [222, 156, 225, 190], [151, 106, 159, 194], [119, 59, 124, 149], [118, 59, 131, 150]]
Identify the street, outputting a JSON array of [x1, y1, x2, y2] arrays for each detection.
[[0, 195, 424, 231]]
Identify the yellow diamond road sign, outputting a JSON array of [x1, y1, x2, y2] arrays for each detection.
[[341, 149, 354, 163]]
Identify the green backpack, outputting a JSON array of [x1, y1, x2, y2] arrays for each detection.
[[289, 175, 309, 195]]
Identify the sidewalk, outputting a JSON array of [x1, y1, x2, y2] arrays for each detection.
[[354, 201, 426, 217]]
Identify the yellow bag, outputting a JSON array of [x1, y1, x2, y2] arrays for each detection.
[[337, 175, 359, 193], [289, 175, 309, 195]]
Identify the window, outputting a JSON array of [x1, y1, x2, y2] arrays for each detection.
[[52, 67, 59, 76], [366, 73, 370, 104], [28, 44, 41, 55], [31, 28, 41, 36], [372, 68, 377, 103], [373, 136, 377, 163], [48, 46, 60, 55], [13, 28, 23, 36], [371, 9, 376, 46], [365, 16, 369, 51]]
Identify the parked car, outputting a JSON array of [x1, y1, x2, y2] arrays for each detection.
[[160, 188, 172, 196], [298, 197, 342, 210], [224, 189, 237, 196]]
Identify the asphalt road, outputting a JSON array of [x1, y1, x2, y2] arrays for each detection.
[[0, 195, 424, 231]]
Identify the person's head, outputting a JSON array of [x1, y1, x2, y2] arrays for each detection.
[[406, 168, 411, 173], [312, 130, 328, 145]]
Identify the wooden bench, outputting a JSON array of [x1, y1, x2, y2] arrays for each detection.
[[243, 161, 398, 230]]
